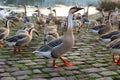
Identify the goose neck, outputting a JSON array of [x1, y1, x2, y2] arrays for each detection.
[[67, 13, 73, 29]]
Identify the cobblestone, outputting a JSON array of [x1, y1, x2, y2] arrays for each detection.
[[100, 71, 118, 76], [0, 15, 120, 80], [1, 77, 16, 80], [11, 70, 32, 76]]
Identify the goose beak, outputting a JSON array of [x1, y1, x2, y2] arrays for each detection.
[[34, 10, 38, 12], [10, 20, 18, 27], [77, 7, 84, 11]]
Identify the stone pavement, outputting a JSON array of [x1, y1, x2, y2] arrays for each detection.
[[0, 26, 120, 80]]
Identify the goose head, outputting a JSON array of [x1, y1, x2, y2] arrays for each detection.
[[4, 19, 17, 28], [69, 7, 84, 14], [44, 33, 56, 42], [53, 9, 56, 13], [23, 22, 34, 30], [28, 28, 39, 37]]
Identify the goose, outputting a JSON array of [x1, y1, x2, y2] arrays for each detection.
[[0, 19, 17, 47], [44, 25, 59, 44], [111, 7, 119, 21], [89, 10, 112, 35], [61, 20, 83, 33], [106, 38, 120, 64], [73, 20, 83, 32], [33, 6, 84, 68], [4, 28, 39, 54], [0, 8, 6, 20], [96, 8, 106, 24], [111, 7, 119, 27], [16, 22, 34, 35], [100, 21, 120, 42], [47, 7, 54, 20], [16, 23, 35, 47], [23, 4, 31, 23], [82, 5, 90, 18], [34, 6, 46, 30], [44, 33, 56, 43], [52, 9, 62, 27]]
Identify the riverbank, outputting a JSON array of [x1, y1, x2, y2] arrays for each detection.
[[0, 5, 99, 17]]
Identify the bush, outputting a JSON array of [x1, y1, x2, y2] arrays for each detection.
[[97, 0, 120, 11]]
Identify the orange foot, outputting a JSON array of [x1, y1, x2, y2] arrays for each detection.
[[19, 52, 26, 54], [0, 41, 4, 45], [76, 30, 80, 33], [0, 45, 3, 48], [24, 44, 29, 47], [52, 65, 60, 68], [64, 61, 73, 67], [116, 60, 120, 65]]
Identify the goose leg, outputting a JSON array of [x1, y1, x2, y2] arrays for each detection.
[[44, 34, 47, 45], [0, 41, 4, 45], [53, 59, 60, 68], [18, 47, 25, 54], [76, 27, 80, 33], [13, 46, 17, 54], [59, 56, 73, 67], [116, 54, 120, 65], [0, 45, 3, 48], [24, 44, 29, 47], [112, 54, 116, 63]]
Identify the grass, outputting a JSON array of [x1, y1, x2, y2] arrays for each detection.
[[0, 12, 120, 79]]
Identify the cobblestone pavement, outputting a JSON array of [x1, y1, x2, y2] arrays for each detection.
[[0, 24, 120, 80]]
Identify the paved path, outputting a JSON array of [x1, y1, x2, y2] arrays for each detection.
[[0, 25, 120, 80]]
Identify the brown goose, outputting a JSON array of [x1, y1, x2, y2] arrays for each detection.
[[23, 4, 31, 23], [44, 25, 59, 44], [33, 6, 84, 68], [96, 8, 106, 24], [35, 7, 46, 30], [100, 21, 120, 42], [0, 19, 16, 47], [4, 28, 39, 54], [52, 9, 62, 27], [90, 10, 113, 35]]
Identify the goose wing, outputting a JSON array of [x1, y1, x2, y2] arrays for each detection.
[[35, 37, 63, 52], [111, 33, 120, 41], [111, 42, 120, 49], [5, 34, 27, 42], [107, 39, 120, 49], [90, 24, 106, 30], [101, 31, 120, 39]]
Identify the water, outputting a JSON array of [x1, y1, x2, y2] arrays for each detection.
[[0, 0, 101, 17], [1, 0, 100, 7]]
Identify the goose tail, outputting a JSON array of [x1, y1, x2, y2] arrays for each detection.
[[33, 50, 52, 59]]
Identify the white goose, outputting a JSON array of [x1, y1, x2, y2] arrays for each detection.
[[33, 7, 84, 68]]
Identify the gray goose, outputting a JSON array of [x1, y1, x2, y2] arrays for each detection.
[[33, 7, 84, 68], [4, 28, 39, 54], [107, 38, 120, 64]]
